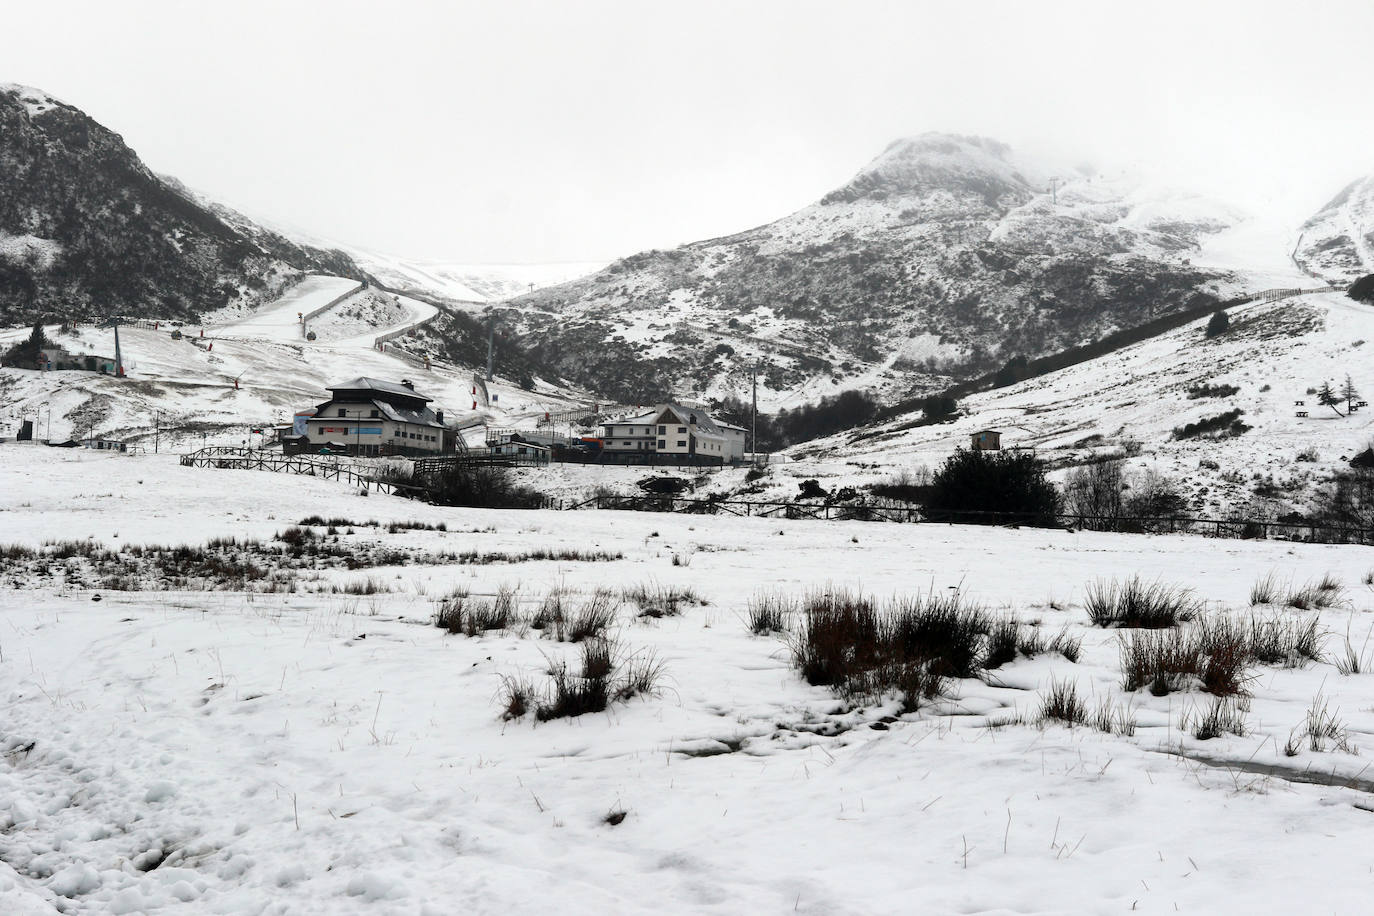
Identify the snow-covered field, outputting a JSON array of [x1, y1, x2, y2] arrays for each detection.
[[3, 444, 1374, 913]]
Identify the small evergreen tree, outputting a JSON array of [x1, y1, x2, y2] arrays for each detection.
[[921, 393, 958, 420], [1349, 274, 1374, 305], [1317, 381, 1344, 417], [2, 321, 49, 368], [993, 355, 1031, 388], [1205, 310, 1229, 338], [1341, 374, 1361, 413], [925, 449, 1059, 527]]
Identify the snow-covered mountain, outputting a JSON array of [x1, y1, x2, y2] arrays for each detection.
[[0, 84, 364, 326], [343, 251, 605, 305], [500, 134, 1244, 409], [1294, 176, 1374, 284]]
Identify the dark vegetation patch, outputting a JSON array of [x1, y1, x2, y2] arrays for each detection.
[[1186, 382, 1239, 399], [1085, 576, 1201, 628], [497, 639, 667, 723], [0, 531, 620, 593], [1118, 612, 1324, 698], [622, 583, 704, 618], [419, 463, 544, 509], [923, 449, 1059, 526], [1172, 409, 1250, 440], [1349, 274, 1374, 305], [787, 588, 1077, 711]]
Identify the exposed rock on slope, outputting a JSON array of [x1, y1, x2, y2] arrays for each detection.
[[0, 84, 362, 326], [502, 134, 1238, 407], [1295, 176, 1374, 284]]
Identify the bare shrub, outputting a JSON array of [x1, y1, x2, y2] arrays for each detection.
[[1085, 576, 1200, 627], [523, 641, 668, 722], [561, 589, 618, 642], [1062, 459, 1123, 528], [1286, 577, 1342, 610], [1335, 623, 1374, 675], [1304, 693, 1357, 753], [1119, 620, 1250, 697], [529, 589, 565, 633], [498, 675, 538, 720], [747, 591, 794, 634], [1038, 679, 1088, 726], [434, 588, 517, 636], [623, 583, 702, 619], [615, 649, 668, 701], [1189, 697, 1247, 740], [537, 656, 611, 721], [1249, 572, 1281, 606], [791, 589, 991, 710], [1247, 613, 1325, 666], [1120, 612, 1321, 697]]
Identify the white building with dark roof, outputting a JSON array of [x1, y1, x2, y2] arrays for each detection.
[[599, 403, 745, 463], [302, 377, 452, 456]]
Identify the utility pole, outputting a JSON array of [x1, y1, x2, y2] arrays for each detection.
[[154, 410, 160, 454], [486, 315, 496, 382], [112, 318, 124, 378], [750, 361, 758, 464], [1048, 177, 1062, 205]]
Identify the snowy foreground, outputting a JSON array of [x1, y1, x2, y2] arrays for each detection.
[[3, 446, 1374, 914]]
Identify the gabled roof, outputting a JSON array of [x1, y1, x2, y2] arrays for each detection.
[[311, 397, 446, 429], [328, 377, 432, 403], [604, 403, 727, 437]]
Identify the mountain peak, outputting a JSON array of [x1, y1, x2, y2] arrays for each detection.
[[821, 132, 1035, 206], [0, 83, 70, 117]]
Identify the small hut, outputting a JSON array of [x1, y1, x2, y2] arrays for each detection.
[[970, 429, 1002, 452]]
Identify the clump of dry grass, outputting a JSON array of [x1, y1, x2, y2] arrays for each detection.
[[1085, 576, 1201, 628]]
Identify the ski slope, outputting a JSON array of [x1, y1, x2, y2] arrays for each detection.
[[0, 278, 579, 448], [207, 276, 361, 341]]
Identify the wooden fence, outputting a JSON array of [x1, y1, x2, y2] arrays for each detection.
[[560, 495, 1374, 545], [178, 447, 398, 494]]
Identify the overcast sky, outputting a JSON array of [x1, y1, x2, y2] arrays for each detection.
[[8, 0, 1373, 264]]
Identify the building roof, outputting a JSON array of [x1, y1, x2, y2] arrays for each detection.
[[604, 403, 728, 438], [328, 377, 432, 403], [311, 397, 446, 429], [972, 429, 1002, 435]]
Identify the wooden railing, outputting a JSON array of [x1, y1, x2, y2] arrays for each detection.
[[178, 447, 398, 493]]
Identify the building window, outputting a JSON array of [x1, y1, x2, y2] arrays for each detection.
[[657, 425, 665, 434], [370, 410, 380, 418], [657, 439, 665, 449], [677, 426, 686, 433], [337, 409, 346, 417]]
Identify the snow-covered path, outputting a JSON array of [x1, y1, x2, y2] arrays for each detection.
[[208, 276, 361, 342]]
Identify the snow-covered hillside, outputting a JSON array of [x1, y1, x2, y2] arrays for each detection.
[[1295, 176, 1374, 284], [769, 289, 1374, 518], [0, 277, 583, 448], [346, 251, 606, 304], [2, 445, 1374, 913]]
